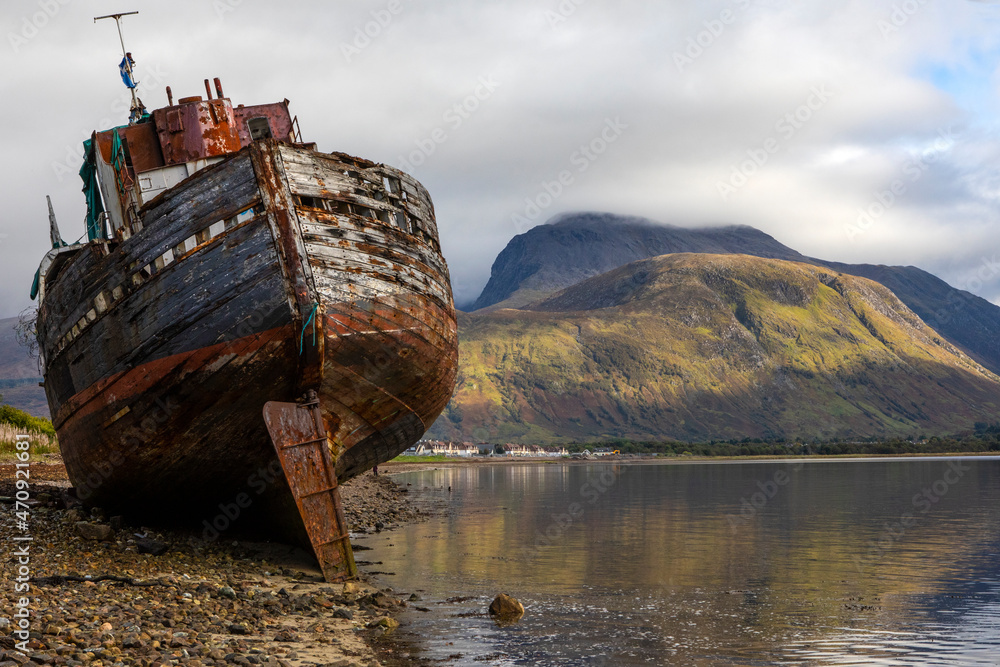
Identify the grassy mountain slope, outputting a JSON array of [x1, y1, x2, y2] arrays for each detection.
[[430, 254, 1000, 443], [818, 261, 1000, 375], [470, 213, 1000, 376]]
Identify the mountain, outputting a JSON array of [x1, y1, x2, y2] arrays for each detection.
[[470, 212, 1000, 376], [432, 254, 1000, 443], [815, 261, 1000, 376], [0, 316, 48, 417], [471, 213, 807, 311]]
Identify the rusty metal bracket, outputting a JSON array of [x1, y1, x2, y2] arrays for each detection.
[[280, 437, 328, 450], [262, 390, 356, 582]]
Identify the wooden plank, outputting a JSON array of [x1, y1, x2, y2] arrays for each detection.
[[252, 140, 324, 394], [46, 219, 288, 419], [305, 246, 451, 305], [278, 147, 440, 247], [37, 139, 458, 553], [39, 153, 264, 356], [299, 220, 448, 275]]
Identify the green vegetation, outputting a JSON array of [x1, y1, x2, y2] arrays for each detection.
[[0, 397, 55, 436], [430, 255, 1000, 445], [0, 393, 58, 456], [569, 429, 1000, 458], [390, 455, 455, 463]]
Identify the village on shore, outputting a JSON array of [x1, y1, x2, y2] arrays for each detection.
[[404, 440, 619, 458]]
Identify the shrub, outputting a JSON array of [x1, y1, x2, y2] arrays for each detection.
[[0, 402, 56, 436], [0, 395, 58, 456]]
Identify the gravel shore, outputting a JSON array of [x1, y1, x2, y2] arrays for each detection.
[[0, 458, 428, 667]]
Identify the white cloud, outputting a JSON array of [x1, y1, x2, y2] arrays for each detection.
[[1, 0, 999, 317]]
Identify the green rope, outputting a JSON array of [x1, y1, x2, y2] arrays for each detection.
[[299, 303, 319, 354]]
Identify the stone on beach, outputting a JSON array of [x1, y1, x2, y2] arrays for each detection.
[[136, 536, 170, 556], [367, 616, 399, 632], [75, 521, 113, 541], [0, 461, 421, 667], [488, 593, 525, 624]]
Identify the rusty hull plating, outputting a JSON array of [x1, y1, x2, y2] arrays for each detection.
[[34, 80, 458, 581], [264, 392, 356, 583]]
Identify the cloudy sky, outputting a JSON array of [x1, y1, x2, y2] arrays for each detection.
[[2, 0, 1000, 317]]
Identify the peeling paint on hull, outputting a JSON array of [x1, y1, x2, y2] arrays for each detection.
[[36, 140, 458, 542]]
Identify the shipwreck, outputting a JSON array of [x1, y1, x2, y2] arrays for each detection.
[[31, 19, 458, 581]]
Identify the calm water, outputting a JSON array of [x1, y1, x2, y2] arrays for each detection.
[[354, 458, 1000, 666]]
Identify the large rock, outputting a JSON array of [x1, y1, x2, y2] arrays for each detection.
[[136, 537, 169, 556], [75, 522, 112, 541], [367, 616, 399, 633], [488, 593, 524, 625]]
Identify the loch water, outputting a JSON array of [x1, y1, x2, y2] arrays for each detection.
[[355, 458, 1000, 666]]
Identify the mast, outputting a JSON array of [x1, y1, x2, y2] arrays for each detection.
[[94, 11, 146, 125], [46, 196, 64, 248]]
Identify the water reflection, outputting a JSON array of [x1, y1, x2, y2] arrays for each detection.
[[356, 458, 1000, 665]]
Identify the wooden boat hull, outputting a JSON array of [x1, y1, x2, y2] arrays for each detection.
[[36, 140, 458, 543]]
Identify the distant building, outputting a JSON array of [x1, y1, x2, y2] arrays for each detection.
[[408, 440, 569, 458], [436, 442, 478, 457], [491, 444, 569, 457], [412, 440, 479, 457]]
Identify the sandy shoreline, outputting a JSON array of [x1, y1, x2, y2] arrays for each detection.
[[0, 459, 428, 667]]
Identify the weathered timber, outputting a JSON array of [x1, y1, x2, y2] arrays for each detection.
[[36, 136, 458, 561]]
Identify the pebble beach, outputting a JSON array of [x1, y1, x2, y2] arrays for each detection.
[[0, 459, 430, 667]]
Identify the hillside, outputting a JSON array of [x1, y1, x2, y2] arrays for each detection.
[[471, 213, 806, 310], [429, 254, 1000, 443], [818, 261, 1000, 375], [470, 213, 1000, 376], [0, 316, 48, 417]]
